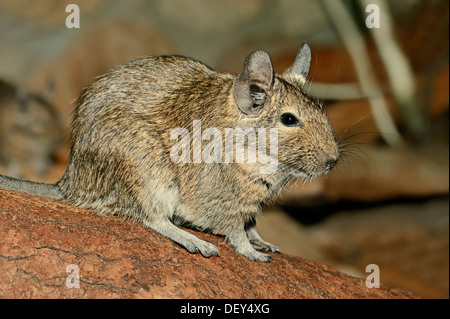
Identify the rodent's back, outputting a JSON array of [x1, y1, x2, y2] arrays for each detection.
[[73, 55, 235, 129], [58, 55, 236, 212]]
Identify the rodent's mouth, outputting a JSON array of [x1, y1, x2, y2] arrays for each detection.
[[289, 166, 332, 179], [284, 149, 338, 179]]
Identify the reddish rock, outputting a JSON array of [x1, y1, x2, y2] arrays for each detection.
[[0, 189, 417, 299]]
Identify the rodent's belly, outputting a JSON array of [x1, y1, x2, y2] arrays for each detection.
[[175, 183, 274, 232], [174, 202, 260, 233]]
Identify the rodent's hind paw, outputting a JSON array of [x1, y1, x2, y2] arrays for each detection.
[[184, 239, 219, 258]]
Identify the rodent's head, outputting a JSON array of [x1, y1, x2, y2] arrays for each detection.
[[232, 43, 339, 178]]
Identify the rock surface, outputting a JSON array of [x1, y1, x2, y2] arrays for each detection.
[[0, 189, 418, 299]]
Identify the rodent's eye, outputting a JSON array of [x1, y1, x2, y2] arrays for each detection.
[[280, 113, 300, 127]]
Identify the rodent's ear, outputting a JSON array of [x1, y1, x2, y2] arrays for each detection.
[[282, 42, 311, 86], [233, 50, 274, 117]]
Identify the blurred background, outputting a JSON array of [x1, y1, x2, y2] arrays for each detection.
[[0, 0, 448, 298]]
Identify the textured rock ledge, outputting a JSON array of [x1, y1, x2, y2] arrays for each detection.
[[0, 189, 418, 299]]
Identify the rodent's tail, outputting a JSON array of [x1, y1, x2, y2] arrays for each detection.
[[0, 174, 63, 200]]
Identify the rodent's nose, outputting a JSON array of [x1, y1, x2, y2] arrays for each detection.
[[325, 156, 337, 170]]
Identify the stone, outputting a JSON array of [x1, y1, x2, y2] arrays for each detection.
[[0, 189, 417, 299]]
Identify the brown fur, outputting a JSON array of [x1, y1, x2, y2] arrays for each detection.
[[0, 45, 339, 262]]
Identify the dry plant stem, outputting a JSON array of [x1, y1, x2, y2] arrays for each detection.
[[322, 0, 402, 146], [360, 0, 426, 138]]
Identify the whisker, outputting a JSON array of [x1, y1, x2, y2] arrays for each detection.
[[338, 131, 380, 145], [336, 114, 371, 143]]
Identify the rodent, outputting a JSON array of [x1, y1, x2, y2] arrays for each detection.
[[0, 42, 339, 262], [0, 80, 62, 178]]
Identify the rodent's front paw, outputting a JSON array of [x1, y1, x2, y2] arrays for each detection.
[[241, 250, 272, 262], [251, 251, 272, 263], [251, 239, 280, 253]]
